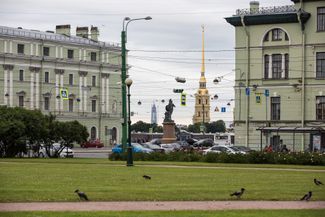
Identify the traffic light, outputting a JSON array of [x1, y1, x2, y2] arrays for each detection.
[[173, 89, 184, 93], [180, 92, 186, 106]]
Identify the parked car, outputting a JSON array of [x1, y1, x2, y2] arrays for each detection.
[[160, 143, 181, 153], [81, 139, 104, 148], [193, 138, 214, 147], [112, 143, 153, 154], [39, 143, 74, 158], [230, 146, 254, 154], [202, 145, 237, 155], [141, 143, 165, 153]]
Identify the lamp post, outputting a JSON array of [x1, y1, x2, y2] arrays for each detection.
[[125, 78, 133, 166], [121, 16, 152, 152]]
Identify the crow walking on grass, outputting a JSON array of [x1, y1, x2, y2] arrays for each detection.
[[230, 188, 245, 199], [143, 175, 151, 180], [314, 178, 324, 186], [75, 189, 89, 201], [300, 191, 312, 201]]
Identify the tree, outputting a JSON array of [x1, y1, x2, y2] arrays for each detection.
[[206, 120, 226, 133], [131, 121, 163, 133]]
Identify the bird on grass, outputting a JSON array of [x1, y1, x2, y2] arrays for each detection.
[[314, 178, 324, 186], [230, 188, 245, 199], [75, 189, 89, 201], [300, 191, 312, 201], [143, 175, 151, 180]]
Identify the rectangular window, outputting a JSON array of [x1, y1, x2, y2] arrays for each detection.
[[91, 52, 96, 61], [19, 96, 24, 107], [92, 100, 96, 112], [17, 44, 24, 54], [43, 47, 50, 56], [44, 71, 49, 83], [264, 55, 269, 79], [92, 75, 96, 87], [68, 49, 74, 59], [316, 96, 325, 120], [317, 7, 325, 31], [19, 70, 24, 81], [316, 52, 325, 78], [285, 54, 289, 79], [271, 97, 280, 120], [69, 74, 73, 85], [69, 99, 74, 112], [272, 29, 282, 41], [272, 54, 282, 79], [44, 97, 50, 110]]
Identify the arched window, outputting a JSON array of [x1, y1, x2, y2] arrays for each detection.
[[90, 127, 97, 140], [263, 28, 289, 42]]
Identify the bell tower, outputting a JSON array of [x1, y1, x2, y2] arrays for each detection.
[[193, 25, 210, 125]]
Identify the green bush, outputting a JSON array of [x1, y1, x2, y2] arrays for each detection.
[[109, 151, 325, 166]]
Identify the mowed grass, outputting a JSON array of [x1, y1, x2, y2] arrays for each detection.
[[0, 159, 324, 202], [0, 210, 325, 217]]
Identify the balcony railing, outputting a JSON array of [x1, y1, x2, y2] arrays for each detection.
[[236, 5, 297, 16]]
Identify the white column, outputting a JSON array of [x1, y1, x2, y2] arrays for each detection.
[[79, 49, 82, 61], [101, 77, 106, 113], [4, 40, 7, 53], [106, 53, 109, 63], [4, 69, 8, 105], [30, 72, 34, 109], [30, 44, 34, 56], [60, 47, 63, 58], [35, 43, 39, 56], [83, 77, 87, 112], [55, 46, 58, 58], [9, 41, 12, 53], [281, 54, 285, 78], [106, 76, 109, 113], [9, 69, 13, 106], [60, 74, 64, 111], [268, 56, 272, 79], [79, 76, 83, 112], [55, 74, 59, 111], [83, 49, 86, 61], [35, 72, 39, 109]]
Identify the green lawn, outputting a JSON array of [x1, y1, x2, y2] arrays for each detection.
[[0, 210, 324, 217], [0, 159, 324, 202]]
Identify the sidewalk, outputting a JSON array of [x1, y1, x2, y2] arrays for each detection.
[[1, 201, 325, 211]]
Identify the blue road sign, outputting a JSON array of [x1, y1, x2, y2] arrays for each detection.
[[264, 89, 269, 97], [245, 87, 250, 96], [221, 107, 226, 112]]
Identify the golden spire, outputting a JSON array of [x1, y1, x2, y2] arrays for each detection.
[[201, 24, 205, 75], [199, 25, 207, 90]]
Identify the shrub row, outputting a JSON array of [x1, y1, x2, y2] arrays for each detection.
[[109, 151, 325, 166]]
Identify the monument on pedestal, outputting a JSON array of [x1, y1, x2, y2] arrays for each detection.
[[161, 99, 177, 143]]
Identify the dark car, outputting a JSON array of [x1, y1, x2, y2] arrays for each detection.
[[80, 139, 104, 148], [193, 138, 214, 147], [141, 143, 165, 153]]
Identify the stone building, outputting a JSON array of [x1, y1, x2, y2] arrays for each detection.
[[0, 25, 123, 146], [226, 0, 325, 151]]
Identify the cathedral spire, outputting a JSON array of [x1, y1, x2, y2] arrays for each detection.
[[199, 25, 207, 89]]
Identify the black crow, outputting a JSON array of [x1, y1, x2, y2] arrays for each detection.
[[314, 178, 324, 186], [300, 191, 312, 201], [75, 189, 89, 201], [230, 188, 245, 199], [143, 175, 151, 180]]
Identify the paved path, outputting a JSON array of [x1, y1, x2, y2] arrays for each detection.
[[1, 201, 325, 211]]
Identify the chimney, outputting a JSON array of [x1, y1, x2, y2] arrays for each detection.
[[90, 26, 99, 42], [76, 26, 89, 39], [250, 1, 259, 14], [55, 25, 71, 36]]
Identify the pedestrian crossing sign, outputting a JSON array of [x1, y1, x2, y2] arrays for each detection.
[[60, 88, 69, 100]]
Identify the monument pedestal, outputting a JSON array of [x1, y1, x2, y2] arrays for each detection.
[[161, 122, 177, 143]]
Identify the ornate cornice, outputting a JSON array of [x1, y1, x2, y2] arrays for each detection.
[[55, 69, 65, 74], [29, 66, 41, 72], [78, 71, 88, 76], [3, 64, 14, 70]]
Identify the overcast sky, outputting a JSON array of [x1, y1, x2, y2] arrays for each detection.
[[1, 0, 291, 125]]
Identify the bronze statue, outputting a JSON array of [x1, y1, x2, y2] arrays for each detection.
[[164, 99, 175, 122]]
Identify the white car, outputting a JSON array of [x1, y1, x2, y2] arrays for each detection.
[[38, 143, 74, 158], [203, 145, 237, 155]]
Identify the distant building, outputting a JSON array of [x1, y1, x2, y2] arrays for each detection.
[[151, 103, 157, 124], [226, 0, 325, 151], [193, 26, 210, 126], [0, 25, 123, 145]]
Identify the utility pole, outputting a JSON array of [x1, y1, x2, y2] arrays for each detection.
[[121, 30, 127, 151]]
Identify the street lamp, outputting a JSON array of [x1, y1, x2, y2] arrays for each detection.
[[125, 78, 133, 166], [121, 16, 152, 153]]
